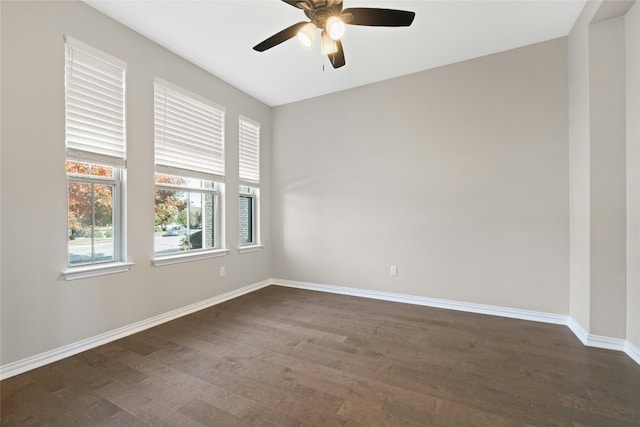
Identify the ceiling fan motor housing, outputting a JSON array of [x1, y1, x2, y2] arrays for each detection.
[[299, 0, 344, 27]]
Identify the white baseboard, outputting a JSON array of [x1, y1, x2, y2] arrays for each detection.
[[585, 334, 628, 352], [567, 316, 589, 345], [625, 341, 640, 365], [0, 280, 272, 380], [273, 279, 640, 367], [567, 315, 635, 356], [272, 279, 569, 325], [3, 278, 638, 379]]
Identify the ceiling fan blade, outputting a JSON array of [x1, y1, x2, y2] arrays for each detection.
[[281, 0, 314, 11], [281, 0, 301, 8], [342, 8, 415, 27], [253, 21, 308, 52], [329, 40, 345, 69]]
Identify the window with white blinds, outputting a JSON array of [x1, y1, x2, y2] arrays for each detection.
[[154, 79, 225, 181], [239, 116, 260, 186], [65, 36, 127, 167]]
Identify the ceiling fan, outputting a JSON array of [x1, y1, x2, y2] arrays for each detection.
[[253, 0, 416, 69]]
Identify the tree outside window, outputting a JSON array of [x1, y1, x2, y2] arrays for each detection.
[[153, 174, 218, 256], [67, 161, 118, 264]]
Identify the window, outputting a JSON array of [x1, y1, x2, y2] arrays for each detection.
[[154, 174, 219, 255], [154, 78, 226, 260], [67, 161, 120, 264], [238, 116, 261, 249], [239, 185, 257, 245], [64, 37, 127, 270]]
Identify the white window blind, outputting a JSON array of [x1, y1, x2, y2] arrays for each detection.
[[239, 116, 260, 186], [65, 36, 127, 167], [154, 79, 225, 181]]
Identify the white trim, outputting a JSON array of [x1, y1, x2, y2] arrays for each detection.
[[584, 334, 627, 351], [238, 244, 264, 254], [66, 149, 127, 168], [155, 165, 225, 184], [625, 341, 640, 365], [0, 279, 272, 380], [567, 316, 589, 344], [271, 279, 568, 325], [567, 317, 628, 351], [152, 248, 229, 266], [62, 261, 134, 280]]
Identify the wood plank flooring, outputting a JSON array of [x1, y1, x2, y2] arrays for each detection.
[[2, 285, 639, 426]]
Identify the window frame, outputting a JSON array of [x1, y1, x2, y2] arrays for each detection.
[[67, 163, 122, 266], [62, 36, 132, 280], [153, 175, 224, 259], [238, 116, 262, 252], [152, 79, 228, 265], [239, 185, 258, 247]]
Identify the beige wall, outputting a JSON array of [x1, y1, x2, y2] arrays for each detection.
[[273, 38, 570, 314], [568, 0, 638, 343], [626, 0, 640, 350], [589, 15, 627, 338], [568, 0, 601, 335], [0, 1, 272, 366]]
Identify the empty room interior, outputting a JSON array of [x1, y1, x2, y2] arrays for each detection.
[[1, 0, 640, 425]]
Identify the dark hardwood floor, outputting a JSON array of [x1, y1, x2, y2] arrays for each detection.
[[2, 285, 639, 426]]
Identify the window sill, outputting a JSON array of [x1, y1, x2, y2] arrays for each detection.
[[238, 244, 264, 254], [63, 261, 134, 281], [153, 248, 229, 266]]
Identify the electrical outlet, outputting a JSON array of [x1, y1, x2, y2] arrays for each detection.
[[390, 265, 397, 276], [220, 266, 225, 277]]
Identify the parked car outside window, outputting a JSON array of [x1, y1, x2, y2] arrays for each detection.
[[163, 225, 187, 236]]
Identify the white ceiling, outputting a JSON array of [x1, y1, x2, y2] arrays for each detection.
[[84, 0, 586, 107]]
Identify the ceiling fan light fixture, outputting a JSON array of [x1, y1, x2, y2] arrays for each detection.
[[297, 22, 317, 47], [326, 15, 345, 40], [254, 1, 416, 69], [321, 30, 337, 55]]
